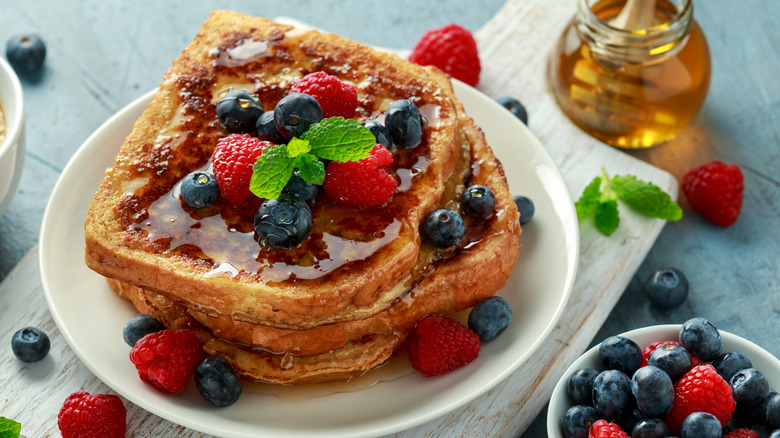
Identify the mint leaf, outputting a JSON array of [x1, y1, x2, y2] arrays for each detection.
[[302, 117, 374, 162], [575, 176, 603, 220], [594, 200, 620, 236], [250, 144, 295, 199], [286, 137, 311, 158], [610, 175, 682, 221], [0, 417, 21, 438], [293, 153, 326, 185]]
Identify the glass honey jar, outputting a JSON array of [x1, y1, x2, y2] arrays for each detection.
[[549, 0, 711, 148]]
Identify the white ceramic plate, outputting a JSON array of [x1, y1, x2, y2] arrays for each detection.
[[40, 81, 579, 438], [546, 324, 780, 436]]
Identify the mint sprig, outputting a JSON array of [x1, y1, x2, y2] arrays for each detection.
[[249, 117, 374, 199], [0, 417, 21, 438], [575, 168, 682, 236]]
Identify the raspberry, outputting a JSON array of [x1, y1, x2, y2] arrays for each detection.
[[323, 144, 397, 207], [57, 391, 126, 438], [129, 329, 203, 394], [665, 364, 736, 435], [291, 72, 358, 119], [641, 340, 700, 367], [212, 134, 272, 206], [409, 23, 481, 87], [681, 160, 744, 227], [407, 315, 480, 377], [725, 429, 760, 438], [588, 419, 629, 438]]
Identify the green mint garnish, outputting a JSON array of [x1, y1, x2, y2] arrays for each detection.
[[575, 168, 682, 236], [250, 117, 375, 199], [0, 417, 21, 438]]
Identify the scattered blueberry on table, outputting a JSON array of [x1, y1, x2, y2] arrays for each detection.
[[495, 96, 528, 125], [5, 34, 46, 75], [11, 326, 50, 362]]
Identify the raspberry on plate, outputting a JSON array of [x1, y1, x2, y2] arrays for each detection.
[[409, 23, 481, 87], [588, 419, 629, 438], [290, 71, 358, 119], [407, 315, 480, 377], [665, 364, 736, 435], [323, 144, 396, 207], [212, 134, 272, 206], [681, 160, 744, 226], [724, 428, 760, 438], [641, 340, 701, 368], [129, 329, 203, 394], [57, 391, 126, 438]]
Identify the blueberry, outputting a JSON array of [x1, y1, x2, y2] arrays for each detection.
[[679, 317, 722, 362], [460, 185, 495, 219], [363, 120, 393, 149], [647, 343, 692, 381], [768, 392, 780, 429], [467, 296, 511, 341], [11, 327, 50, 362], [615, 407, 644, 434], [712, 351, 752, 383], [560, 405, 598, 438], [567, 368, 599, 406], [739, 388, 778, 424], [632, 419, 670, 438], [254, 194, 313, 248], [282, 170, 320, 203], [730, 368, 770, 408], [179, 171, 220, 208], [123, 314, 166, 347], [680, 412, 722, 438], [423, 208, 465, 248], [770, 430, 780, 438], [645, 268, 689, 308], [495, 96, 528, 125], [195, 356, 242, 407], [598, 335, 642, 375], [513, 195, 535, 225], [255, 111, 285, 144], [6, 34, 46, 75], [384, 99, 424, 149], [274, 93, 322, 140], [216, 90, 264, 134], [592, 369, 632, 420], [631, 365, 674, 417]]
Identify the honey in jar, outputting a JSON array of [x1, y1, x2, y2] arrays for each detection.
[[549, 0, 711, 148]]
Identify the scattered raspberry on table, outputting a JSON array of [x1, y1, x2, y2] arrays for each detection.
[[681, 160, 744, 227], [57, 391, 126, 438], [409, 23, 481, 87]]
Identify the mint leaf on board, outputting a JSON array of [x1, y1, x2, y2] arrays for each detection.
[[610, 175, 683, 221], [0, 417, 21, 438], [286, 137, 311, 158], [594, 199, 620, 236], [293, 153, 326, 185], [302, 117, 374, 162], [250, 144, 295, 199], [575, 176, 602, 220]]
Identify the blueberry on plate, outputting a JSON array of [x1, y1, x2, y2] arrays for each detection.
[[467, 296, 511, 341], [12, 327, 50, 362], [630, 365, 674, 417], [195, 356, 242, 407], [123, 314, 166, 347], [645, 267, 689, 308], [592, 369, 632, 419], [679, 317, 722, 362], [283, 170, 320, 203], [6, 34, 46, 75], [730, 367, 769, 407], [598, 335, 642, 375], [766, 391, 780, 429], [180, 171, 220, 208], [560, 405, 598, 438], [384, 99, 424, 149], [216, 90, 264, 134], [712, 351, 752, 383], [495, 96, 528, 125], [423, 208, 465, 248], [513, 195, 534, 225], [647, 343, 692, 381], [274, 93, 322, 140], [566, 368, 599, 406], [631, 418, 670, 438], [461, 185, 495, 219], [255, 111, 284, 144], [254, 194, 313, 248], [679, 412, 721, 438], [362, 120, 393, 149]]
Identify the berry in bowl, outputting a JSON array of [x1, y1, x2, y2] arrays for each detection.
[[0, 53, 25, 217], [548, 318, 780, 438]]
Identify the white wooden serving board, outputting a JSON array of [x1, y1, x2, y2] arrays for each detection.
[[0, 0, 676, 436]]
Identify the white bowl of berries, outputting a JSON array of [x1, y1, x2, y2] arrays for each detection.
[[0, 55, 25, 217], [547, 318, 780, 438]]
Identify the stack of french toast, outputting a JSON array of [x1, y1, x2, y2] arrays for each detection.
[[84, 10, 521, 384]]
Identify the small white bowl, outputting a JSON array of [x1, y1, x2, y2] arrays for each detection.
[[0, 56, 25, 217], [547, 324, 780, 436]]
